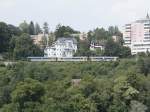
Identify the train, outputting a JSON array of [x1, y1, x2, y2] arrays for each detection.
[[27, 56, 119, 62]]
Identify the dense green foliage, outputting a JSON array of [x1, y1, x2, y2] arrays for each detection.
[[9, 33, 43, 60], [55, 24, 79, 38], [29, 21, 35, 35], [35, 23, 42, 35], [104, 38, 131, 57], [76, 27, 131, 57], [0, 59, 150, 112], [0, 22, 21, 53], [19, 21, 30, 34], [19, 21, 42, 35], [0, 21, 43, 60], [43, 22, 49, 34]]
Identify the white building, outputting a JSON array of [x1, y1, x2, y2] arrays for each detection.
[[90, 41, 105, 51], [123, 14, 150, 55], [44, 37, 77, 58]]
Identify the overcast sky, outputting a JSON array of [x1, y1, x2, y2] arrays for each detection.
[[0, 0, 149, 32]]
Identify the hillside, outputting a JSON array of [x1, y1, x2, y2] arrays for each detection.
[[0, 60, 150, 112]]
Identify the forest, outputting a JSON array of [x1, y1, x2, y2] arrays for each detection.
[[0, 56, 150, 112]]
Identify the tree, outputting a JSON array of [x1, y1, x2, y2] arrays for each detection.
[[104, 38, 131, 58], [87, 27, 127, 57], [55, 24, 79, 38], [130, 100, 147, 112], [108, 26, 122, 37], [48, 33, 55, 45], [19, 21, 29, 34], [104, 38, 121, 56], [0, 103, 19, 112], [40, 36, 48, 48], [137, 57, 150, 76], [88, 28, 109, 41], [120, 46, 131, 58], [35, 23, 42, 35], [0, 86, 11, 107], [43, 22, 49, 34], [113, 74, 139, 103], [67, 94, 97, 112], [10, 33, 43, 59], [75, 40, 91, 56], [7, 24, 21, 36], [29, 21, 35, 35], [108, 99, 128, 112], [108, 26, 116, 36], [0, 23, 22, 58], [0, 22, 11, 53], [11, 78, 45, 111]]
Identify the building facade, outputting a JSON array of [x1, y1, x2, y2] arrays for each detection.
[[123, 14, 150, 55], [44, 37, 77, 58]]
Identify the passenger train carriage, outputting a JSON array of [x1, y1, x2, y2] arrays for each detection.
[[27, 56, 118, 62]]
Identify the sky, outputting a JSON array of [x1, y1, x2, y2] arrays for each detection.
[[0, 0, 150, 32]]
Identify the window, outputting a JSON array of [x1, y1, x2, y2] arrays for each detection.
[[144, 34, 150, 36], [143, 40, 150, 42], [126, 31, 131, 32], [144, 27, 150, 29], [144, 24, 150, 26], [125, 37, 131, 38], [126, 27, 131, 29]]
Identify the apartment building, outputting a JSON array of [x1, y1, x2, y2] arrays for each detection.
[[123, 14, 150, 55]]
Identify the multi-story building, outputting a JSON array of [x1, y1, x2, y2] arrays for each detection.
[[44, 37, 77, 58], [123, 14, 150, 55]]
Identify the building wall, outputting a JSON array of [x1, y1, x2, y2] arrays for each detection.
[[44, 38, 77, 58], [123, 16, 150, 55], [123, 24, 131, 47], [131, 23, 144, 43]]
